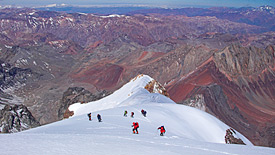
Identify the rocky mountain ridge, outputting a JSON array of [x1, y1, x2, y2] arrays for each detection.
[[0, 8, 263, 47], [130, 5, 275, 31]]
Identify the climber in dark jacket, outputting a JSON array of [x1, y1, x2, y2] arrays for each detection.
[[87, 113, 92, 121], [97, 114, 102, 122], [141, 109, 147, 117]]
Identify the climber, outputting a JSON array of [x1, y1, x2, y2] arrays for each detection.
[[143, 110, 147, 117], [132, 122, 139, 134], [158, 126, 166, 136], [124, 110, 128, 117], [97, 114, 102, 122], [131, 112, 134, 118], [87, 113, 92, 121], [141, 109, 147, 117]]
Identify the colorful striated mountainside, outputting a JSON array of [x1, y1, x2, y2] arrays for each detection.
[[167, 44, 275, 147]]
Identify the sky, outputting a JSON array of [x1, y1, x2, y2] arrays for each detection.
[[0, 0, 274, 8]]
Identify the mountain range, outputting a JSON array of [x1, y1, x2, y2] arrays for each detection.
[[35, 5, 275, 31], [0, 6, 274, 147]]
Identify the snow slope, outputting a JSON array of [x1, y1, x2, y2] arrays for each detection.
[[68, 74, 173, 116], [0, 75, 274, 155]]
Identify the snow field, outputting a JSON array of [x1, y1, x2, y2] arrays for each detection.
[[2, 103, 273, 155]]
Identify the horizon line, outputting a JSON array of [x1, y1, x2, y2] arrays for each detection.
[[0, 3, 274, 9]]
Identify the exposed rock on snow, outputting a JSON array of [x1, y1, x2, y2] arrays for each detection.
[[59, 87, 111, 119], [0, 104, 40, 133], [182, 94, 206, 111], [225, 128, 246, 145], [144, 79, 170, 97]]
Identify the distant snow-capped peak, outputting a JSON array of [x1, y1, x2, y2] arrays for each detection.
[[254, 5, 275, 14]]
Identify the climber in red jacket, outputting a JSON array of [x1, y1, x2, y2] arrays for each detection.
[[158, 126, 166, 136], [132, 122, 139, 134]]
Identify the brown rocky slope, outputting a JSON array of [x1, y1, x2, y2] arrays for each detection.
[[166, 44, 275, 147]]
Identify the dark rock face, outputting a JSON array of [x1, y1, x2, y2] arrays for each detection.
[[225, 128, 246, 145], [0, 60, 42, 115], [58, 87, 111, 119], [182, 94, 206, 111], [0, 104, 40, 133], [0, 43, 82, 124], [260, 125, 275, 147], [0, 61, 41, 89]]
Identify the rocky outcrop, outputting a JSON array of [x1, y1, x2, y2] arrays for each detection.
[[145, 80, 169, 97], [0, 61, 41, 89], [0, 104, 40, 133], [58, 87, 111, 119], [214, 44, 275, 77], [182, 94, 206, 111], [225, 128, 246, 145]]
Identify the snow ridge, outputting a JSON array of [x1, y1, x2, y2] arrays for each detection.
[[66, 74, 250, 144], [69, 74, 173, 116]]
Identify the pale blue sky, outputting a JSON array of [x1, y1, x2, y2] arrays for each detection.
[[1, 0, 274, 7]]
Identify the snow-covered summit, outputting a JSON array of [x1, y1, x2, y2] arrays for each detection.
[[69, 74, 173, 117], [39, 3, 68, 8], [254, 5, 275, 14], [100, 14, 126, 18]]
